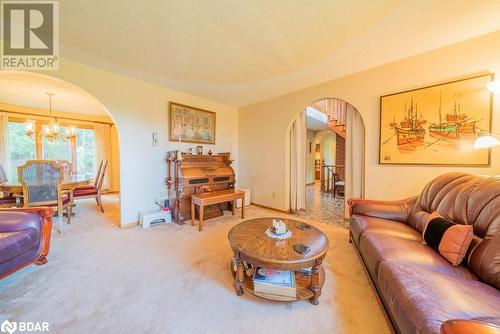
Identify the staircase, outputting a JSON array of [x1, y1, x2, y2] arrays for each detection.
[[310, 99, 346, 138]]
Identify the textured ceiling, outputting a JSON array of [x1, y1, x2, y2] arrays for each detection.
[[0, 72, 108, 116], [60, 0, 398, 83], [57, 0, 500, 107]]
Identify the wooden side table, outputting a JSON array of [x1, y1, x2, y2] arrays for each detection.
[[191, 190, 245, 231], [228, 218, 329, 305]]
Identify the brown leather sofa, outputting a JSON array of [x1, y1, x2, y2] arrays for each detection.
[[0, 207, 53, 279], [348, 173, 500, 334]]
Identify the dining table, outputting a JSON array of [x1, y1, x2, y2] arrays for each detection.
[[0, 174, 92, 194]]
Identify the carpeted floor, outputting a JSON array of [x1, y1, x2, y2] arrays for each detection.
[[0, 195, 390, 334]]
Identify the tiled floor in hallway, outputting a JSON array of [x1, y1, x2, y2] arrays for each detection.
[[295, 181, 348, 228]]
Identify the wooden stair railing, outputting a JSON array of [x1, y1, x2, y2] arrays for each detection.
[[310, 99, 346, 138], [320, 164, 345, 193]]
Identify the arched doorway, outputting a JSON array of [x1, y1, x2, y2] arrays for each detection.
[[0, 71, 121, 227], [287, 97, 365, 227]]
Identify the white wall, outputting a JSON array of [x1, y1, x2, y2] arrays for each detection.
[[306, 129, 315, 184], [239, 30, 500, 211], [42, 59, 238, 226]]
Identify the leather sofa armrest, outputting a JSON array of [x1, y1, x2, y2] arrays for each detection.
[[0, 207, 53, 263], [347, 196, 417, 223], [441, 318, 500, 334]]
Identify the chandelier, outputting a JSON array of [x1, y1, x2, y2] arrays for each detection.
[[24, 93, 77, 142]]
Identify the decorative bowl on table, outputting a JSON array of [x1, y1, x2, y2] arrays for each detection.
[[265, 219, 291, 240]]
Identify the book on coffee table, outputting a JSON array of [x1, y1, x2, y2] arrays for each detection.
[[253, 267, 294, 285], [252, 267, 296, 298]]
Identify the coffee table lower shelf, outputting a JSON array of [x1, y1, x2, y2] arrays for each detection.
[[231, 264, 325, 303]]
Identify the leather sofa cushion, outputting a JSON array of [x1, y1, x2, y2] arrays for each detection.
[[350, 214, 421, 247], [0, 229, 39, 264], [468, 233, 500, 290], [378, 261, 500, 334], [359, 231, 476, 284]]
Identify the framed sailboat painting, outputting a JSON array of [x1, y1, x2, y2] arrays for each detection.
[[379, 73, 493, 165]]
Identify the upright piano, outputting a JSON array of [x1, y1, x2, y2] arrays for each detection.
[[166, 151, 235, 224]]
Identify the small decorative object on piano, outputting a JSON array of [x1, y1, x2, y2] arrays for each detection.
[[188, 148, 193, 155], [196, 145, 203, 154], [208, 150, 213, 155], [265, 219, 291, 240]]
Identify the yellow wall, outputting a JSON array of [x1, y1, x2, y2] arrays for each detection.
[[40, 58, 238, 226], [109, 125, 120, 192], [239, 30, 500, 211]]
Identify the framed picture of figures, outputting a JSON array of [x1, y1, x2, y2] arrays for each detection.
[[379, 74, 493, 165], [169, 102, 216, 144]]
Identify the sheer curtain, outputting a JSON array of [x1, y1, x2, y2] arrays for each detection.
[[94, 123, 112, 190], [289, 111, 306, 212], [0, 112, 10, 179], [344, 105, 365, 217]]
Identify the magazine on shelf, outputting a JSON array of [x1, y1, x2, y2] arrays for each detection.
[[252, 267, 294, 286]]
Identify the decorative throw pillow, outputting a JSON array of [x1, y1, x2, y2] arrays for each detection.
[[422, 212, 473, 266]]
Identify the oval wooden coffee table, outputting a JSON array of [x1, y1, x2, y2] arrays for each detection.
[[228, 217, 329, 305]]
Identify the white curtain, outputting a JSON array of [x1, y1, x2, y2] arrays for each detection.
[[345, 105, 365, 217], [289, 111, 306, 212], [95, 123, 112, 191], [0, 112, 11, 180]]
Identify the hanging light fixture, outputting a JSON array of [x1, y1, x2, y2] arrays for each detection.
[[43, 93, 61, 142], [38, 92, 76, 142], [24, 119, 35, 137]]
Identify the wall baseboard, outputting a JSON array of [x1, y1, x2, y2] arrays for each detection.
[[251, 202, 290, 214], [121, 221, 139, 229]]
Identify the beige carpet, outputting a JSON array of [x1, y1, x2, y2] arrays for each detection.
[[0, 195, 390, 334]]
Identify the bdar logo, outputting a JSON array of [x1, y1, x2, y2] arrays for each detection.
[[0, 320, 17, 334]]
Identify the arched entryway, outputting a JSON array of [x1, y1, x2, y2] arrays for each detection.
[[286, 97, 365, 227], [0, 71, 121, 227]]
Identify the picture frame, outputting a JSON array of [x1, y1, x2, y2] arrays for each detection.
[[379, 74, 493, 166], [169, 102, 216, 144]]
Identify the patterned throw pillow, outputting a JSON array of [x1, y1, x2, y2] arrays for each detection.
[[422, 212, 473, 266]]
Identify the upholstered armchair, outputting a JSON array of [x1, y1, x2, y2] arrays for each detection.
[[0, 207, 53, 279]]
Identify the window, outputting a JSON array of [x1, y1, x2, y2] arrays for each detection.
[[42, 125, 72, 161], [76, 128, 96, 179], [8, 122, 35, 181], [7, 120, 97, 180]]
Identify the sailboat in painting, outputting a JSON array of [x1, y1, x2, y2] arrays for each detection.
[[429, 94, 460, 139], [393, 98, 426, 145], [446, 101, 478, 134]]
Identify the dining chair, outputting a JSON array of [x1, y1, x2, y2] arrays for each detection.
[[0, 164, 8, 184], [54, 160, 73, 175], [18, 160, 74, 233], [76, 160, 103, 191], [333, 173, 345, 198], [0, 164, 17, 208], [73, 160, 108, 212]]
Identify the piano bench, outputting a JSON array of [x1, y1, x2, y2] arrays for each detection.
[[190, 190, 245, 231]]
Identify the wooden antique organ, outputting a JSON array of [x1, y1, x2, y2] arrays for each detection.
[[166, 151, 235, 224]]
